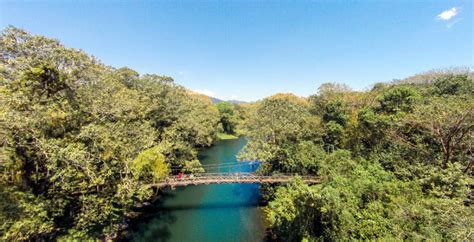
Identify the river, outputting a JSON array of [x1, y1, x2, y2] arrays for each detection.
[[129, 137, 266, 242]]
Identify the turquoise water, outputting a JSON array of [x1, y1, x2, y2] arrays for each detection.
[[130, 137, 266, 242]]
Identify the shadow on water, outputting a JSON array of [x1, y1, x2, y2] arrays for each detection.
[[196, 152, 209, 161], [125, 191, 177, 242], [127, 137, 267, 242], [126, 185, 262, 242], [232, 184, 262, 201]]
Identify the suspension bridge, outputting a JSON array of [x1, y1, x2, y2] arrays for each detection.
[[150, 161, 320, 188]]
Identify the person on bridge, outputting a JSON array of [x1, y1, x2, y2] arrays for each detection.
[[177, 172, 184, 179]]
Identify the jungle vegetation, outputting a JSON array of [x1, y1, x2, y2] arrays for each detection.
[[1, 26, 473, 241], [239, 72, 473, 240], [0, 27, 223, 240]]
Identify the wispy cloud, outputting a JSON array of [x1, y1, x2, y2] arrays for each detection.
[[193, 89, 216, 97], [437, 7, 459, 21], [446, 18, 462, 28], [191, 89, 251, 101]]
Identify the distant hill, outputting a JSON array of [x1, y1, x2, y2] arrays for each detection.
[[209, 96, 223, 104], [209, 96, 249, 104], [186, 89, 250, 104], [227, 99, 250, 104]]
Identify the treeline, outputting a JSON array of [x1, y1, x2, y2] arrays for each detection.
[[1, 26, 472, 241], [239, 72, 473, 240], [0, 27, 222, 240], [215, 101, 250, 136]]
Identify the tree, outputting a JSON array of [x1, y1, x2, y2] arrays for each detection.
[[238, 94, 321, 167], [432, 74, 473, 97], [377, 86, 421, 114], [216, 101, 238, 134], [404, 96, 473, 169], [0, 26, 220, 240], [317, 82, 352, 95], [266, 152, 473, 240], [320, 99, 350, 150], [130, 146, 170, 182], [242, 72, 473, 241]]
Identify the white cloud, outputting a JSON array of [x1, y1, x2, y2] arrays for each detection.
[[437, 7, 459, 21], [193, 89, 216, 97]]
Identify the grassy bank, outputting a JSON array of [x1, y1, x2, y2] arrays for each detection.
[[217, 132, 239, 140]]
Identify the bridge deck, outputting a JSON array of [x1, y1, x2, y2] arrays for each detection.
[[150, 173, 320, 188]]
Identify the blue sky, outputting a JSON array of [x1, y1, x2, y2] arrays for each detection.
[[1, 1, 472, 101]]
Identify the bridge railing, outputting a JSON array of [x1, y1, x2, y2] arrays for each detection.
[[158, 172, 320, 184], [167, 172, 316, 178]]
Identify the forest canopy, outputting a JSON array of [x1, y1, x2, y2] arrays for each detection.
[[0, 26, 221, 240], [1, 26, 473, 241], [239, 72, 473, 240]]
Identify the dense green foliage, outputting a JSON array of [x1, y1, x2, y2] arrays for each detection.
[[216, 101, 238, 134], [240, 75, 473, 240], [0, 27, 220, 240], [1, 26, 472, 241], [215, 101, 249, 138]]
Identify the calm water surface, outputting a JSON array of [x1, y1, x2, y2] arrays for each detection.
[[130, 137, 266, 242]]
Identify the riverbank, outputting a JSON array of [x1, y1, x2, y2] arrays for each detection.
[[216, 132, 239, 140]]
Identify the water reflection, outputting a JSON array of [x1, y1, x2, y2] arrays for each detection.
[[129, 138, 265, 242]]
